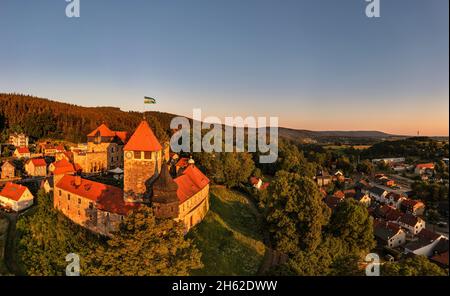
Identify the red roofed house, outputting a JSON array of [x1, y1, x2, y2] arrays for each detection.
[[25, 158, 47, 177], [386, 192, 407, 209], [0, 182, 34, 211], [54, 175, 138, 236], [13, 147, 31, 159], [49, 159, 79, 185], [249, 177, 263, 189], [74, 123, 128, 173], [400, 199, 426, 216], [123, 120, 163, 203], [414, 163, 435, 175]]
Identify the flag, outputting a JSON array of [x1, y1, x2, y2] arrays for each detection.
[[144, 96, 156, 104]]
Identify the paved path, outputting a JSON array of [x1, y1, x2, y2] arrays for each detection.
[[0, 210, 24, 275]]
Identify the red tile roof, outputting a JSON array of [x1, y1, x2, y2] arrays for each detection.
[[176, 157, 189, 168], [124, 121, 162, 152], [324, 195, 342, 209], [87, 123, 116, 137], [29, 158, 46, 167], [114, 131, 128, 143], [17, 147, 30, 154], [56, 175, 137, 215], [249, 177, 261, 186], [417, 228, 442, 241], [399, 213, 421, 227], [174, 165, 210, 204], [416, 163, 434, 169], [401, 198, 424, 209], [333, 190, 345, 199], [0, 182, 28, 201], [51, 159, 76, 175], [431, 251, 449, 267]]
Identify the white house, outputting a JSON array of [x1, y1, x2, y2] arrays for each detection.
[[0, 182, 34, 212], [404, 229, 446, 257], [369, 186, 388, 203], [374, 220, 406, 248], [397, 213, 425, 235], [386, 192, 406, 209]]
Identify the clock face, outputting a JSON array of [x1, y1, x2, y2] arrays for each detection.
[[125, 151, 133, 160]]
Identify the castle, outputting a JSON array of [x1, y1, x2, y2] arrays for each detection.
[[53, 120, 210, 236]]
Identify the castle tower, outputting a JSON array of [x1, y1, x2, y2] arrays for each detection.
[[123, 120, 163, 203], [152, 162, 179, 219]]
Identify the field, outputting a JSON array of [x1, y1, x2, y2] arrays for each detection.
[[188, 187, 266, 275], [0, 216, 9, 275]]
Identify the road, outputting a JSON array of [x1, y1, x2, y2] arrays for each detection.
[[0, 210, 20, 275]]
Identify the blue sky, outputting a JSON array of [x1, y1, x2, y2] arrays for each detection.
[[0, 0, 448, 135]]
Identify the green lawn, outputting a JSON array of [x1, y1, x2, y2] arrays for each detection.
[[0, 216, 9, 275], [188, 187, 266, 275]]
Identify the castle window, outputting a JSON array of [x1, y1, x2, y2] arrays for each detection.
[[68, 194, 71, 201], [134, 151, 141, 159], [78, 198, 81, 204], [78, 210, 80, 216], [89, 202, 93, 209], [144, 151, 152, 160], [59, 190, 62, 196]]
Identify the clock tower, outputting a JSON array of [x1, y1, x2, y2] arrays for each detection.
[[123, 120, 163, 203]]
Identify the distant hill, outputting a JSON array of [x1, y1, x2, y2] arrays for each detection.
[[0, 93, 416, 145], [0, 93, 177, 143]]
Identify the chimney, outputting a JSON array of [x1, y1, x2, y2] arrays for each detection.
[[74, 175, 82, 186]]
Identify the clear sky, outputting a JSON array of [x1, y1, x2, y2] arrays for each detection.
[[0, 0, 448, 136]]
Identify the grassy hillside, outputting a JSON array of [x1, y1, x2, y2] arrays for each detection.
[[188, 187, 266, 275]]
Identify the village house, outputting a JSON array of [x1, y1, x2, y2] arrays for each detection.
[[369, 186, 388, 203], [24, 158, 47, 177], [400, 199, 426, 216], [0, 182, 34, 212], [315, 175, 332, 187], [397, 213, 425, 235], [73, 124, 127, 173], [374, 205, 404, 222], [13, 147, 31, 159], [9, 132, 29, 147], [355, 179, 371, 193], [332, 170, 345, 182], [1, 161, 15, 179], [41, 177, 54, 193], [49, 158, 80, 185], [404, 229, 446, 257], [249, 177, 263, 189], [353, 192, 371, 207], [373, 219, 406, 248], [386, 192, 407, 209], [414, 163, 435, 175], [429, 239, 449, 268], [324, 192, 345, 210]]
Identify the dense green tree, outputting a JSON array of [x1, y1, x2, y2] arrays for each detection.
[[266, 170, 330, 254], [328, 199, 376, 254], [86, 207, 202, 276], [16, 189, 101, 276], [356, 160, 374, 176], [382, 256, 448, 276]]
